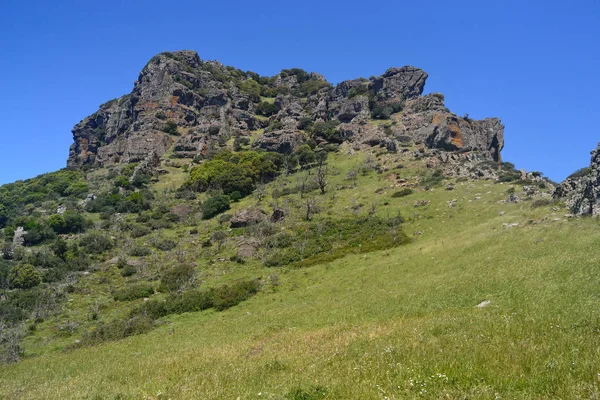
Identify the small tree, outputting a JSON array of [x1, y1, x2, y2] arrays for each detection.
[[8, 264, 41, 290], [304, 197, 320, 221], [211, 230, 228, 253], [255, 185, 266, 204], [315, 164, 328, 195]]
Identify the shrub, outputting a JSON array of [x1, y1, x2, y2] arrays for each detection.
[[498, 171, 521, 183], [567, 167, 590, 180], [120, 264, 137, 277], [159, 264, 195, 293], [129, 224, 151, 238], [202, 195, 231, 219], [162, 120, 179, 135], [392, 188, 413, 197], [48, 211, 90, 234], [421, 170, 445, 188], [211, 279, 260, 311], [531, 198, 555, 208], [79, 232, 114, 254], [309, 120, 342, 143], [129, 246, 151, 257], [256, 101, 279, 117], [184, 151, 281, 197], [8, 264, 41, 290], [79, 314, 154, 345], [80, 279, 260, 346], [113, 283, 153, 301], [151, 238, 176, 251]]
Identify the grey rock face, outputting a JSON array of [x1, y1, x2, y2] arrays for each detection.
[[372, 67, 428, 101], [554, 143, 600, 215], [398, 94, 504, 161], [67, 50, 505, 167]]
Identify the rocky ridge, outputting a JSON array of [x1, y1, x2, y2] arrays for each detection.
[[554, 143, 600, 215], [67, 50, 505, 169]]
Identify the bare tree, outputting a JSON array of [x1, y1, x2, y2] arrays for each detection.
[[297, 172, 311, 199], [304, 197, 320, 221], [315, 164, 328, 195]]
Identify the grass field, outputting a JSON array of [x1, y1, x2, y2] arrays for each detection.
[[2, 150, 599, 399]]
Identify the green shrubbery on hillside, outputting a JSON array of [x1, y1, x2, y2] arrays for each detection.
[[184, 150, 283, 197], [0, 170, 87, 229]]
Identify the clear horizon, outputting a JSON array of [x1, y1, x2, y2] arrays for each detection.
[[1, 0, 598, 184]]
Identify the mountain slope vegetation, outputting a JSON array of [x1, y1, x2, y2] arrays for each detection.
[[1, 51, 598, 399]]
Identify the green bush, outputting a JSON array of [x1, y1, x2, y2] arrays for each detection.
[[8, 264, 41, 290], [202, 195, 231, 219], [159, 264, 195, 293], [138, 278, 260, 319], [113, 283, 153, 301], [79, 279, 260, 346], [129, 246, 151, 257], [421, 170, 445, 188], [120, 264, 137, 277], [567, 167, 590, 180], [151, 238, 176, 251], [79, 314, 154, 346], [392, 188, 413, 197], [79, 232, 114, 254], [185, 151, 281, 197], [128, 224, 151, 238], [256, 102, 279, 117], [48, 211, 90, 234], [162, 120, 179, 135], [531, 198, 556, 208], [309, 120, 342, 143]]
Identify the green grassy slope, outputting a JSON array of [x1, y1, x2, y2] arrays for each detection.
[[1, 149, 599, 399]]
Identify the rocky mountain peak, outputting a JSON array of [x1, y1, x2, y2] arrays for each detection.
[[67, 50, 504, 169]]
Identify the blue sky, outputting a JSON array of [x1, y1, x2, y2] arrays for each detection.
[[0, 0, 598, 184]]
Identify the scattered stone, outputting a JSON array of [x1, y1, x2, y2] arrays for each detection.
[[414, 200, 430, 207], [57, 205, 67, 215], [502, 223, 520, 229], [476, 300, 491, 308], [505, 193, 519, 203]]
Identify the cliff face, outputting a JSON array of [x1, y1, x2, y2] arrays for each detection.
[[67, 50, 504, 168]]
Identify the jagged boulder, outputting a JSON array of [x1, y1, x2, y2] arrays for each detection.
[[554, 143, 600, 215], [372, 66, 428, 101], [230, 208, 267, 228], [398, 94, 504, 161]]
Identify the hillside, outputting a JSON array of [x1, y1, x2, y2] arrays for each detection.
[[1, 51, 599, 399]]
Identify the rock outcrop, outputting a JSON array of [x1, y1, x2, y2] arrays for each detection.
[[67, 50, 505, 168], [554, 144, 600, 215]]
